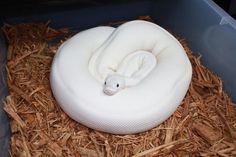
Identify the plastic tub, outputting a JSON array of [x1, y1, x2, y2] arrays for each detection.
[[1, 0, 236, 156]]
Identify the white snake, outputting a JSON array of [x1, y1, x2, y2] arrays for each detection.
[[50, 20, 192, 134]]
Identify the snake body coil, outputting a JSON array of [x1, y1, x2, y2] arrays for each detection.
[[50, 20, 192, 134]]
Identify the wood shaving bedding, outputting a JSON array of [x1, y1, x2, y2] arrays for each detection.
[[3, 16, 236, 157]]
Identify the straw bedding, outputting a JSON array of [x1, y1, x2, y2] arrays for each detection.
[[2, 16, 236, 157]]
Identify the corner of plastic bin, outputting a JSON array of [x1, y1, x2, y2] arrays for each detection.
[[203, 0, 236, 29], [220, 16, 236, 29]]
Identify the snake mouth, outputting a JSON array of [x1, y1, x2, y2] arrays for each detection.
[[103, 87, 116, 96]]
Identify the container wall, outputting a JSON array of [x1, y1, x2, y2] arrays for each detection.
[[0, 31, 10, 157], [150, 0, 236, 102], [1, 1, 151, 30]]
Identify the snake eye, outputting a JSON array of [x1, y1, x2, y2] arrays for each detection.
[[116, 84, 119, 88]]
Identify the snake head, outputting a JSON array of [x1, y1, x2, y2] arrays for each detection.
[[103, 74, 125, 96]]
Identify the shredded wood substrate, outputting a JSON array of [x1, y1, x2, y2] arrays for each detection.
[[2, 17, 236, 157]]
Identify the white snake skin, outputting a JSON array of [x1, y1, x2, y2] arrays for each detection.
[[50, 20, 192, 134]]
